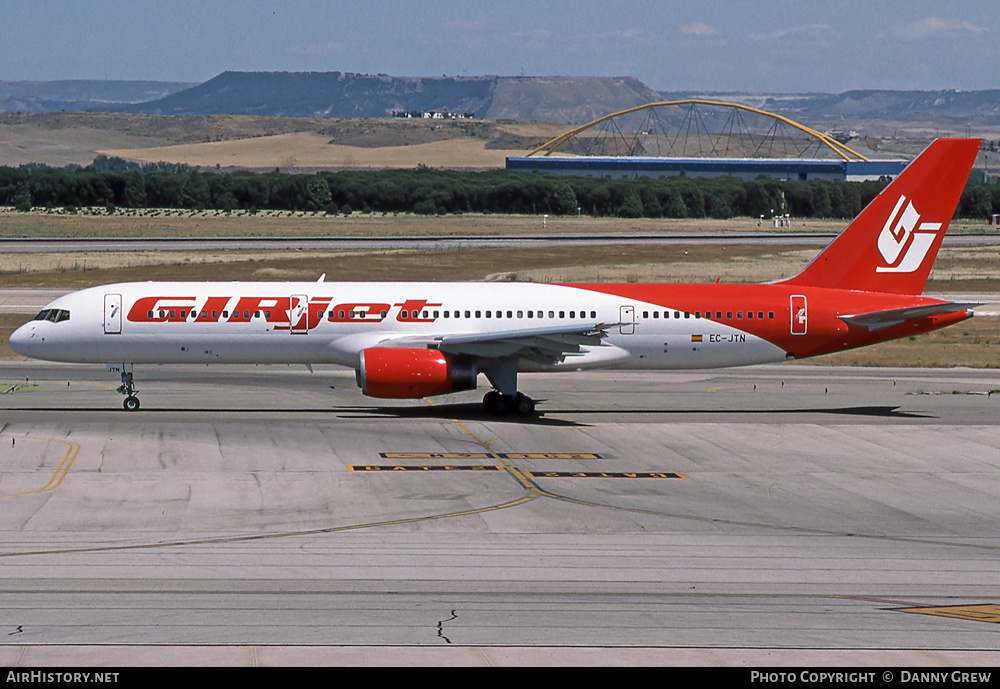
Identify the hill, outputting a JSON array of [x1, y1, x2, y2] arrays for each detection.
[[123, 72, 663, 124], [0, 79, 194, 114], [659, 89, 1000, 137]]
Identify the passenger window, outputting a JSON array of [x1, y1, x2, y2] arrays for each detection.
[[747, 311, 753, 319], [517, 311, 523, 318], [758, 312, 764, 319], [768, 312, 774, 319], [465, 311, 471, 318], [727, 311, 732, 319], [737, 312, 742, 319]]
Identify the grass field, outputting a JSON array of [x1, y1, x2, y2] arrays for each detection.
[[0, 208, 863, 238], [0, 112, 569, 170]]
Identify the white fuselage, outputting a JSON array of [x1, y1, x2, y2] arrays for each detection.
[[9, 281, 787, 372]]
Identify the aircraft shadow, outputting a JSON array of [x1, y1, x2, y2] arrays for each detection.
[[333, 401, 587, 426], [1, 404, 931, 421], [530, 405, 934, 419]]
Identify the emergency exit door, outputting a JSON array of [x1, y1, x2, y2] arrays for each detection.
[[104, 294, 122, 334], [790, 295, 807, 335], [620, 305, 634, 335]]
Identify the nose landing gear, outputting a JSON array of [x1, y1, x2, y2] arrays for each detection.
[[114, 367, 140, 411]]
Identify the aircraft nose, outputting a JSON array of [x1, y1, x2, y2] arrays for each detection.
[[9, 323, 37, 357]]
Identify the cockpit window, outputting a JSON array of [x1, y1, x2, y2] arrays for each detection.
[[32, 309, 70, 323]]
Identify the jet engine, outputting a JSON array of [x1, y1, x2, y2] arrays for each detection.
[[357, 347, 478, 398]]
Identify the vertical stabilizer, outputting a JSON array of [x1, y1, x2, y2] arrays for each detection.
[[779, 138, 981, 295]]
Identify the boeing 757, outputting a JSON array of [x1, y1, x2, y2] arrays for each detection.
[[9, 138, 982, 415]]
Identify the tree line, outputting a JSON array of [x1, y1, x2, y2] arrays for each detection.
[[1, 157, 997, 220]]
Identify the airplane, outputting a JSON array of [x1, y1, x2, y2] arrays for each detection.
[[9, 138, 982, 415]]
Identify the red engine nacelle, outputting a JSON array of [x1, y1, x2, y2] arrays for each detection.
[[357, 347, 478, 399]]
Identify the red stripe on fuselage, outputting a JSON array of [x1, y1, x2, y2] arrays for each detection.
[[561, 283, 970, 359]]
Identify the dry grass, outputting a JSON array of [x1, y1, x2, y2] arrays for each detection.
[[0, 112, 572, 170], [0, 209, 854, 238], [813, 317, 1000, 368], [100, 132, 527, 170], [0, 243, 806, 288]]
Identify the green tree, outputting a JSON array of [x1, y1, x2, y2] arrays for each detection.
[[618, 187, 643, 218], [123, 173, 147, 208], [305, 176, 332, 211], [552, 183, 578, 215], [179, 174, 210, 210]]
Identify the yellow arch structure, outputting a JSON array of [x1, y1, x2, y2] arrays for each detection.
[[526, 99, 870, 162]]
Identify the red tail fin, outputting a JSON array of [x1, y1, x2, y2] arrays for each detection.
[[779, 138, 981, 295]]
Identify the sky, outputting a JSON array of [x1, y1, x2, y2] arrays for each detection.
[[1, 0, 998, 92]]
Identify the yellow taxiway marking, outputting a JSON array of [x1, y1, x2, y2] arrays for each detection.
[[896, 604, 1000, 624], [0, 436, 81, 498], [377, 452, 601, 460]]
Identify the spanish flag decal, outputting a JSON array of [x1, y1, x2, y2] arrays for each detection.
[[691, 334, 703, 342]]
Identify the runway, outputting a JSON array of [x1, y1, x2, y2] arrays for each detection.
[[0, 361, 998, 665], [0, 232, 997, 253]]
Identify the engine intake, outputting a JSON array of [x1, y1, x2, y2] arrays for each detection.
[[358, 347, 477, 399]]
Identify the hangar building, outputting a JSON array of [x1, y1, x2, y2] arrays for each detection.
[[505, 156, 906, 182]]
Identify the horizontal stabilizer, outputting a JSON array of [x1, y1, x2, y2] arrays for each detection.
[[839, 302, 979, 331]]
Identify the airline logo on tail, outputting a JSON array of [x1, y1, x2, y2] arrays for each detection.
[[876, 194, 942, 273]]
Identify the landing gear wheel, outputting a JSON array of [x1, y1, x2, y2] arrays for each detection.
[[483, 390, 535, 416], [514, 394, 535, 416], [484, 390, 510, 416], [116, 369, 139, 411]]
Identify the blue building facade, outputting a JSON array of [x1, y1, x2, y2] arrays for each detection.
[[505, 156, 906, 182]]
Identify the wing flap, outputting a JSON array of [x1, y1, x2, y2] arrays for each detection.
[[377, 322, 622, 364]]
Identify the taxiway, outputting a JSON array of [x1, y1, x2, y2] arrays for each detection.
[[0, 361, 997, 665]]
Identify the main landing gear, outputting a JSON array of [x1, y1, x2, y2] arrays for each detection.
[[116, 369, 140, 411], [483, 390, 535, 416], [481, 359, 535, 416]]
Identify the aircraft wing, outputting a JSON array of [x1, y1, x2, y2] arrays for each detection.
[[839, 302, 980, 331], [378, 322, 622, 364]]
